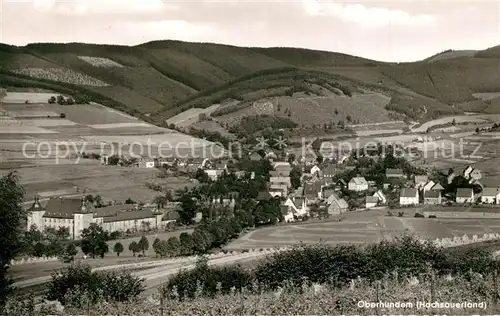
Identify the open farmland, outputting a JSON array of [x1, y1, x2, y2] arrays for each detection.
[[78, 56, 125, 68], [12, 68, 109, 86], [0, 93, 219, 203], [1, 92, 62, 103], [411, 114, 500, 133], [226, 209, 500, 250]]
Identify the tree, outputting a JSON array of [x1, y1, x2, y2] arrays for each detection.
[[113, 242, 124, 257], [32, 242, 46, 257], [65, 243, 78, 260], [55, 227, 70, 240], [138, 236, 149, 256], [155, 240, 168, 258], [56, 95, 65, 105], [129, 241, 139, 256], [165, 237, 181, 257], [452, 118, 456, 126], [179, 232, 194, 255], [0, 172, 25, 308], [152, 238, 161, 257], [80, 223, 109, 259], [48, 96, 56, 104], [66, 97, 75, 105], [125, 197, 136, 204], [60, 113, 66, 118], [178, 193, 197, 225], [290, 167, 302, 189]]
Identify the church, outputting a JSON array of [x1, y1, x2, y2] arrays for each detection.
[[27, 196, 164, 239]]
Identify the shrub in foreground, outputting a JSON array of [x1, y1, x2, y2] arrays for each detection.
[[45, 264, 145, 307]]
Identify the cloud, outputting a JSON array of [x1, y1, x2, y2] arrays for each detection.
[[303, 0, 437, 27], [27, 0, 173, 15]]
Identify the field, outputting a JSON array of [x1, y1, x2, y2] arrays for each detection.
[[0, 92, 217, 203], [226, 209, 500, 250]]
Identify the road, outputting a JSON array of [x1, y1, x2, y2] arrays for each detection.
[[14, 250, 277, 291]]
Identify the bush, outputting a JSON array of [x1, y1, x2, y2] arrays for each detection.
[[163, 256, 253, 299], [59, 113, 66, 118], [46, 264, 145, 307], [414, 212, 425, 218]]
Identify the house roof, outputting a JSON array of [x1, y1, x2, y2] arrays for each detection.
[[366, 196, 379, 203], [29, 196, 45, 212], [349, 177, 368, 185], [431, 183, 445, 191], [103, 209, 157, 223], [328, 195, 348, 209], [323, 188, 335, 199], [293, 198, 305, 209], [400, 188, 418, 198], [280, 205, 291, 215], [424, 190, 440, 198], [386, 168, 404, 175], [456, 188, 474, 198], [414, 175, 429, 184], [322, 165, 337, 176], [163, 210, 179, 221], [479, 179, 500, 188], [43, 197, 94, 219], [95, 204, 137, 217], [482, 187, 500, 197]]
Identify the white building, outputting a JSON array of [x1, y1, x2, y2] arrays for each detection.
[[373, 190, 387, 204], [456, 188, 475, 203], [400, 188, 419, 206], [348, 177, 368, 192], [365, 196, 378, 209], [284, 197, 308, 217], [481, 188, 500, 204], [27, 196, 163, 239]]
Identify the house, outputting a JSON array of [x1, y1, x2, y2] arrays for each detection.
[[310, 165, 322, 177], [274, 161, 293, 175], [456, 188, 475, 203], [365, 196, 379, 209], [284, 197, 307, 217], [269, 183, 288, 197], [400, 188, 419, 206], [386, 169, 405, 178], [430, 182, 445, 191], [348, 176, 369, 192], [414, 175, 429, 189], [205, 169, 224, 181], [463, 166, 481, 181], [155, 157, 178, 168], [481, 187, 500, 204], [26, 196, 164, 239], [322, 188, 336, 200], [139, 158, 155, 168], [326, 193, 349, 215], [373, 190, 387, 204], [424, 190, 442, 205], [322, 165, 337, 178], [280, 205, 294, 223], [304, 181, 323, 203]]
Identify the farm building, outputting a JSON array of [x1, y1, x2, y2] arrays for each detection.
[[27, 196, 163, 239], [373, 190, 387, 204], [481, 188, 500, 204], [348, 176, 368, 192], [424, 190, 442, 205], [400, 188, 419, 206], [456, 188, 475, 203], [322, 188, 336, 200], [365, 196, 378, 209], [304, 181, 323, 203], [386, 169, 405, 178], [326, 193, 348, 215]]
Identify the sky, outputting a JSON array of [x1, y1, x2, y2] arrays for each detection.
[[0, 0, 499, 62]]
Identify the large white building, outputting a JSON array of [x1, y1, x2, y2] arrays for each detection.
[[400, 188, 419, 206], [348, 177, 368, 192], [27, 196, 164, 239]]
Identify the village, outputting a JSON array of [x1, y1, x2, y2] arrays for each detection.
[[25, 139, 500, 241]]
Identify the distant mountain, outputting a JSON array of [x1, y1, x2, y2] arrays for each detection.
[[0, 41, 499, 129]]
